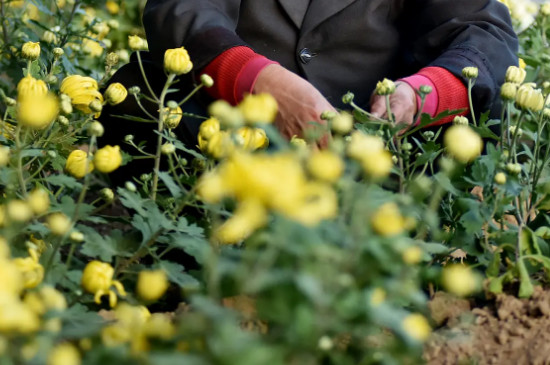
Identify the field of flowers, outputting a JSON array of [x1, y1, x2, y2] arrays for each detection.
[[1, 0, 550, 364]]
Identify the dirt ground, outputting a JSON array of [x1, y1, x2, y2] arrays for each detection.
[[424, 287, 550, 365]]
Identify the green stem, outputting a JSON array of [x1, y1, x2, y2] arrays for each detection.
[[136, 51, 159, 103], [177, 83, 204, 106], [509, 111, 525, 164], [151, 74, 176, 201], [15, 126, 28, 197], [468, 79, 477, 127]]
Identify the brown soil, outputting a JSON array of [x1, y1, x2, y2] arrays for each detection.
[[425, 287, 550, 365]]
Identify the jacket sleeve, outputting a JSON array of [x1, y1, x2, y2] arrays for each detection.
[[399, 0, 518, 117], [143, 0, 247, 70]]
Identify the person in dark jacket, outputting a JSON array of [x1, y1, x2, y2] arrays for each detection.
[[99, 0, 517, 160]]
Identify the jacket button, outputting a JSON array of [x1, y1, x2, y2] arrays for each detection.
[[299, 48, 315, 64]]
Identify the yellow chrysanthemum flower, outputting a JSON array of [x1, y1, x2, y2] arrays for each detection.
[[60, 75, 103, 114], [136, 270, 169, 302], [81, 260, 126, 307], [164, 47, 193, 75], [65, 150, 93, 179], [93, 145, 122, 173]]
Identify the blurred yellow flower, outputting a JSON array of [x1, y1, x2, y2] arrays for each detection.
[[47, 343, 80, 365], [7, 200, 33, 222], [82, 39, 104, 57], [402, 313, 431, 342], [27, 188, 50, 215], [21, 41, 40, 60], [0, 298, 40, 334], [60, 75, 103, 114], [164, 47, 193, 75], [104, 82, 127, 105], [93, 145, 122, 173], [307, 150, 343, 183], [17, 75, 48, 101], [47, 213, 72, 236], [370, 287, 386, 306], [518, 58, 526, 69], [441, 264, 480, 297], [214, 199, 267, 244], [204, 130, 235, 159], [13, 249, 44, 289], [198, 118, 220, 140], [65, 150, 93, 179], [81, 260, 126, 307], [331, 111, 354, 134], [137, 270, 169, 302], [236, 126, 269, 151], [0, 146, 10, 167], [0, 260, 24, 294], [144, 313, 175, 339], [105, 1, 120, 15], [17, 93, 59, 129], [371, 203, 405, 237], [128, 35, 147, 51], [444, 125, 483, 163], [238, 93, 278, 124], [494, 172, 507, 185], [402, 246, 423, 265]]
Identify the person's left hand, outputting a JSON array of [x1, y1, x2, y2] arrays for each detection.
[[369, 81, 417, 126]]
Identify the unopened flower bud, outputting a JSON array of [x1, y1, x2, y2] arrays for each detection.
[[128, 35, 147, 51], [505, 65, 526, 84], [47, 150, 57, 158], [60, 99, 73, 115], [22, 41, 41, 60], [392, 155, 398, 164], [501, 82, 518, 101], [53, 47, 64, 58], [342, 92, 355, 104], [104, 83, 127, 105], [45, 75, 58, 84], [543, 108, 550, 119], [453, 116, 469, 126], [140, 174, 151, 182], [331, 111, 354, 134], [88, 121, 104, 137], [506, 162, 522, 175], [125, 181, 137, 192], [105, 52, 119, 66], [161, 143, 176, 155], [128, 86, 141, 95], [124, 134, 134, 142], [57, 115, 69, 126], [375, 78, 396, 95], [494, 172, 507, 185], [107, 20, 119, 29], [69, 231, 85, 242], [100, 188, 114, 202], [200, 74, 214, 88], [320, 110, 337, 120], [509, 125, 523, 137], [419, 85, 432, 94], [4, 97, 16, 106], [88, 99, 103, 113], [462, 66, 479, 79], [423, 131, 435, 140], [166, 100, 178, 110], [402, 142, 413, 152]]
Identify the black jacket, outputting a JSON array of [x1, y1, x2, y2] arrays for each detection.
[[143, 0, 518, 113]]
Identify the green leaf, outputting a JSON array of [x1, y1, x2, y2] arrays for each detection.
[[486, 250, 501, 277], [518, 259, 534, 298], [160, 261, 201, 290], [421, 242, 449, 255], [488, 275, 504, 294], [60, 304, 105, 339], [43, 174, 82, 190], [117, 188, 147, 216], [520, 227, 542, 256], [158, 171, 183, 198]]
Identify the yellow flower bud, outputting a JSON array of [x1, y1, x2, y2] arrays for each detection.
[[441, 264, 480, 297], [164, 47, 193, 75], [136, 270, 169, 302], [306, 150, 344, 183], [128, 35, 147, 51], [161, 143, 176, 155], [214, 200, 268, 244], [27, 188, 50, 215], [65, 150, 93, 179], [47, 343, 81, 365], [375, 78, 396, 95], [100, 188, 114, 202], [162, 105, 183, 129], [196, 171, 227, 204], [106, 1, 120, 15], [198, 118, 220, 140], [104, 82, 127, 105], [371, 202, 405, 237], [17, 93, 59, 129], [69, 231, 85, 242], [444, 125, 483, 163], [452, 115, 469, 125], [13, 249, 44, 289], [21, 41, 41, 60], [81, 260, 114, 294], [238, 93, 278, 124], [515, 84, 544, 112], [88, 121, 104, 137], [501, 82, 518, 100], [42, 30, 57, 43], [17, 75, 48, 101], [331, 112, 354, 135], [60, 75, 103, 114], [47, 212, 72, 236], [494, 172, 506, 185], [462, 66, 479, 79], [7, 200, 33, 222], [505, 65, 527, 84], [542, 4, 550, 16], [402, 246, 423, 265], [402, 313, 431, 342], [93, 145, 122, 173], [0, 146, 9, 167], [235, 127, 269, 151], [200, 74, 214, 87]]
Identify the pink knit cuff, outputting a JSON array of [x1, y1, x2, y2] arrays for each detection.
[[235, 57, 279, 102], [399, 74, 438, 117]]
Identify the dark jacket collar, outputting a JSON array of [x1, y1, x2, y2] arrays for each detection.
[[278, 0, 358, 33]]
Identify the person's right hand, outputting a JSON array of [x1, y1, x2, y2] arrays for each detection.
[[252, 64, 335, 147]]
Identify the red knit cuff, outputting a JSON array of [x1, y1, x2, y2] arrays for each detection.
[[417, 66, 469, 126], [201, 46, 277, 105]]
